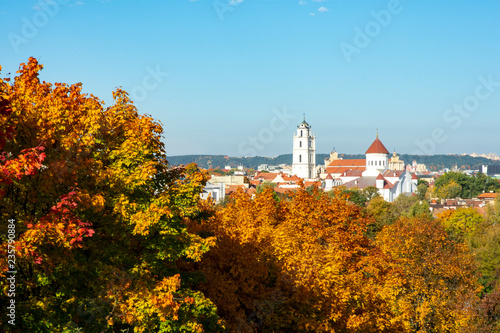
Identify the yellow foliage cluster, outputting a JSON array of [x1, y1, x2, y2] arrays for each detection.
[[184, 188, 400, 332]]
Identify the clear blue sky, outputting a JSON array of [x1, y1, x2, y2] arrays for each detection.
[[2, 0, 500, 157]]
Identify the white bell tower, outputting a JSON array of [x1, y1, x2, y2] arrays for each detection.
[[292, 115, 316, 179]]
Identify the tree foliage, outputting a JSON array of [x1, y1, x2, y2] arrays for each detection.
[[0, 58, 221, 332], [376, 216, 482, 332], [415, 182, 428, 201], [437, 207, 484, 243], [434, 171, 500, 199], [184, 187, 401, 332]]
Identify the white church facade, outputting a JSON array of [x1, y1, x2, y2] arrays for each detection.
[[291, 118, 316, 179]]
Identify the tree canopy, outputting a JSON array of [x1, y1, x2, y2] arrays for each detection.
[[434, 171, 500, 199], [0, 58, 221, 332]]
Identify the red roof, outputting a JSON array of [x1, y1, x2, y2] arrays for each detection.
[[411, 173, 418, 180], [341, 170, 364, 177], [304, 181, 321, 188], [282, 174, 301, 182], [382, 170, 405, 178], [365, 137, 390, 154], [327, 159, 366, 167], [326, 166, 366, 174], [376, 173, 384, 180], [325, 173, 333, 180], [253, 172, 277, 181], [249, 180, 261, 186], [477, 193, 500, 199], [225, 184, 248, 195]]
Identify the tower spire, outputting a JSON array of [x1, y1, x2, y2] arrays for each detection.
[[303, 112, 306, 121], [376, 128, 378, 138]]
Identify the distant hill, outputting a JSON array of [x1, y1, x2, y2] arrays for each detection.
[[167, 154, 499, 170]]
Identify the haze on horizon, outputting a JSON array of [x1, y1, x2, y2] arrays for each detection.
[[2, 0, 499, 157]]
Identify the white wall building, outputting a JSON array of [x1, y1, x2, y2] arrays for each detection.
[[292, 118, 316, 179], [200, 182, 225, 203]]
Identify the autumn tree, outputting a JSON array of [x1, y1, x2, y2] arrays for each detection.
[[364, 196, 394, 239], [328, 186, 367, 207], [376, 216, 482, 332], [469, 269, 500, 332], [437, 207, 484, 244], [184, 186, 402, 332], [469, 224, 500, 291], [436, 180, 462, 199], [0, 58, 221, 332], [485, 194, 500, 224]]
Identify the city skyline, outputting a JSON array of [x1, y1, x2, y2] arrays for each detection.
[[2, 0, 499, 156]]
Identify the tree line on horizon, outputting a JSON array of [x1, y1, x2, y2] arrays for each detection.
[[167, 153, 497, 171], [1, 58, 500, 332]]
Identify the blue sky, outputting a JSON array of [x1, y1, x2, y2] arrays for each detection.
[[1, 0, 500, 157]]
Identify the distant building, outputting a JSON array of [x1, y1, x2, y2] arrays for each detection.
[[323, 134, 418, 202], [407, 160, 428, 174], [482, 164, 500, 178], [210, 175, 246, 185], [291, 117, 316, 179], [200, 182, 225, 203], [388, 151, 405, 171], [258, 164, 269, 171]]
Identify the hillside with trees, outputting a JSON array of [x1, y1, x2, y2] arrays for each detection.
[[167, 154, 497, 170]]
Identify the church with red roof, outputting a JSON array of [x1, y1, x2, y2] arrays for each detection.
[[322, 134, 418, 202]]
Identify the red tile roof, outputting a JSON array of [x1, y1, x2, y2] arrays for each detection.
[[327, 159, 366, 167], [326, 166, 366, 174], [382, 170, 405, 178], [225, 184, 248, 195], [341, 170, 364, 177], [325, 173, 333, 180], [384, 180, 396, 189], [365, 137, 390, 154], [342, 176, 377, 189], [477, 193, 500, 199], [246, 187, 257, 195], [282, 174, 301, 182], [253, 172, 277, 181], [304, 181, 321, 188], [343, 176, 394, 190]]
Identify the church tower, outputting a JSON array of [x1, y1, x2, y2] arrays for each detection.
[[363, 132, 390, 177], [292, 117, 316, 179]]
